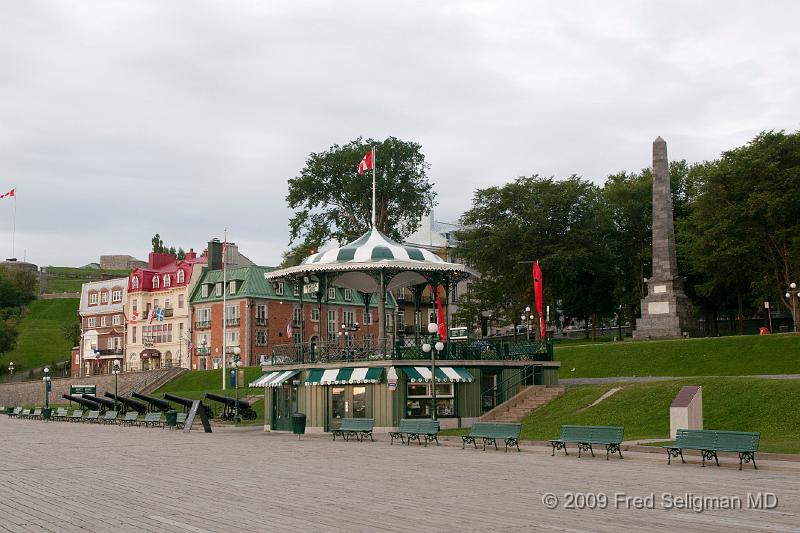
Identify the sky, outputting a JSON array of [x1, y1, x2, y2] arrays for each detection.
[[1, 1, 798, 268]]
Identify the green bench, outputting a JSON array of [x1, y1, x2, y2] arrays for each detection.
[[462, 422, 522, 452], [332, 418, 374, 442], [140, 412, 163, 428], [663, 429, 760, 470], [83, 410, 101, 423], [67, 409, 84, 422], [389, 419, 440, 446], [120, 412, 140, 426], [30, 408, 43, 420], [101, 411, 118, 424], [7, 407, 22, 419], [175, 413, 187, 429], [20, 408, 31, 419], [550, 425, 625, 459], [51, 408, 68, 421]]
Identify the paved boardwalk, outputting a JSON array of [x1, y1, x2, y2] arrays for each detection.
[[1, 418, 798, 532]]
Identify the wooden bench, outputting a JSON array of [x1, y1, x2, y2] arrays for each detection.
[[462, 422, 522, 452], [332, 418, 374, 442], [29, 408, 43, 420], [140, 412, 163, 428], [7, 407, 21, 419], [663, 429, 760, 470], [51, 408, 68, 421], [67, 409, 84, 422], [389, 419, 440, 446], [83, 410, 101, 423], [20, 408, 31, 419], [101, 411, 118, 424], [119, 412, 140, 426], [550, 425, 624, 459]]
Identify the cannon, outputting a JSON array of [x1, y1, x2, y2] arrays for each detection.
[[163, 393, 213, 418], [62, 394, 101, 411], [203, 392, 257, 421], [82, 394, 117, 410], [131, 391, 174, 413], [104, 392, 147, 414]]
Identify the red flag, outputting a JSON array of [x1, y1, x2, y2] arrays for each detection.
[[533, 261, 545, 339], [434, 285, 447, 342], [286, 319, 294, 338], [0, 188, 15, 199], [130, 311, 138, 325], [357, 149, 373, 175]]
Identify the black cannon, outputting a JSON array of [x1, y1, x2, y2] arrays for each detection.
[[203, 392, 257, 421], [82, 394, 117, 410], [131, 391, 174, 413], [104, 392, 147, 414], [163, 393, 213, 418], [62, 394, 101, 411]]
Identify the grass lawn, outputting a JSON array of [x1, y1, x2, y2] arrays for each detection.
[[443, 377, 800, 454], [555, 333, 800, 378], [44, 266, 130, 293], [1, 299, 78, 373]]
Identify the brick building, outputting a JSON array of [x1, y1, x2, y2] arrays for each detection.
[[76, 278, 128, 376]]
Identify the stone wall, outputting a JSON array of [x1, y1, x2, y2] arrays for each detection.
[[0, 368, 182, 407], [39, 292, 81, 300]]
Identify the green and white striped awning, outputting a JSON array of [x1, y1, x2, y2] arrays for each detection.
[[400, 366, 474, 383], [249, 370, 300, 387], [305, 367, 384, 385]]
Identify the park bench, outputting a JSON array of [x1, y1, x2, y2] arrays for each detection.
[[67, 409, 84, 422], [331, 418, 374, 442], [7, 407, 22, 419], [389, 419, 440, 446], [51, 408, 68, 421], [30, 408, 43, 420], [20, 409, 31, 419], [119, 412, 140, 426], [82, 410, 100, 423], [662, 429, 760, 470], [549, 425, 625, 459], [101, 411, 118, 424], [139, 412, 163, 428], [174, 413, 187, 429], [462, 422, 522, 452]]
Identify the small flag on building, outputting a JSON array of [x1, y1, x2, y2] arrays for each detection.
[[0, 188, 15, 199], [286, 319, 294, 338], [357, 149, 374, 175], [154, 307, 164, 321], [130, 311, 139, 325]]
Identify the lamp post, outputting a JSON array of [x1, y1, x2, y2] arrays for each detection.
[[785, 282, 799, 333], [112, 362, 120, 412], [520, 306, 534, 342], [421, 322, 444, 420], [232, 347, 242, 424], [198, 338, 209, 369], [42, 367, 51, 415], [7, 361, 13, 377]]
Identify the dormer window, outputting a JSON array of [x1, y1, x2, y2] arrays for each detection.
[[177, 269, 185, 283], [111, 289, 122, 303], [89, 293, 98, 305], [229, 280, 236, 295], [328, 287, 336, 300], [215, 283, 222, 297], [163, 274, 170, 288], [152, 275, 159, 289], [201, 284, 209, 298], [293, 284, 299, 297], [344, 288, 352, 301], [274, 282, 284, 296], [100, 291, 109, 304], [131, 276, 139, 289]]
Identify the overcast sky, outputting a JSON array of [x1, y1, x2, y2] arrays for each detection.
[[1, 1, 798, 268]]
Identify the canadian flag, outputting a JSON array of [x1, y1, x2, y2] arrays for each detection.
[[130, 311, 139, 325], [0, 188, 15, 199], [357, 149, 374, 175]]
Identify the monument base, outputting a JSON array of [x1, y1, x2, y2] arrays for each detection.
[[633, 278, 696, 339]]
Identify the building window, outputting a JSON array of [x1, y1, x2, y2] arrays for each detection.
[[363, 309, 373, 325], [343, 310, 355, 326], [177, 269, 185, 283], [292, 284, 299, 297], [327, 309, 337, 343], [163, 274, 170, 288], [397, 309, 405, 330], [100, 316, 108, 327], [328, 287, 336, 300], [256, 330, 268, 346], [406, 382, 455, 418], [310, 308, 320, 322], [164, 299, 170, 310], [88, 317, 96, 328], [132, 326, 137, 343], [152, 275, 159, 289], [275, 282, 284, 296], [344, 288, 352, 301], [112, 289, 122, 303], [201, 284, 209, 298], [113, 314, 121, 326], [293, 307, 303, 323], [229, 280, 236, 295], [131, 276, 139, 289], [89, 293, 98, 305], [100, 291, 109, 304], [132, 299, 138, 313], [226, 305, 240, 326], [387, 312, 395, 332], [178, 294, 184, 309], [215, 283, 222, 297], [226, 330, 239, 347], [256, 304, 267, 326], [198, 307, 211, 324]]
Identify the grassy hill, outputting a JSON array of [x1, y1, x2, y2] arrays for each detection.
[[44, 266, 129, 293], [555, 333, 800, 378], [1, 299, 78, 375]]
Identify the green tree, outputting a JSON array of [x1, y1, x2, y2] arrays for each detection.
[[151, 233, 164, 253], [176, 248, 186, 260], [287, 137, 436, 250], [61, 320, 81, 346]]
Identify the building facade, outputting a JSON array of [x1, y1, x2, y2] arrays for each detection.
[[189, 265, 392, 369], [125, 250, 206, 371], [76, 278, 128, 376]]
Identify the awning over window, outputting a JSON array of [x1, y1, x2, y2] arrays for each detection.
[[400, 366, 474, 383], [305, 367, 384, 385], [249, 370, 300, 387]]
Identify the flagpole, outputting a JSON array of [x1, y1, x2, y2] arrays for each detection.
[[222, 227, 227, 390], [12, 192, 16, 258], [371, 146, 376, 228]]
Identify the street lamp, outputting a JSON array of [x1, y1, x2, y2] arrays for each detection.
[[521, 306, 534, 342], [42, 367, 51, 417], [232, 347, 242, 423], [7, 361, 13, 377], [112, 362, 120, 412], [421, 322, 444, 420], [785, 282, 800, 333]]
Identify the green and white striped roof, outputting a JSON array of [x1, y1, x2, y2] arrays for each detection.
[[249, 370, 300, 387], [400, 366, 474, 383], [303, 227, 444, 265], [305, 367, 384, 385]]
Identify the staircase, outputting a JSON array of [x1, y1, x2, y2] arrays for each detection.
[[481, 385, 566, 423], [121, 367, 188, 395]]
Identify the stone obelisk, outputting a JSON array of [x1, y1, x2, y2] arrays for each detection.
[[633, 137, 695, 339]]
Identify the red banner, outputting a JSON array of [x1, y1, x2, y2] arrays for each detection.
[[533, 261, 545, 339]]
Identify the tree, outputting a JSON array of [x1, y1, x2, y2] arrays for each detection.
[[176, 248, 186, 260], [151, 233, 164, 253], [287, 137, 436, 249], [61, 320, 81, 346]]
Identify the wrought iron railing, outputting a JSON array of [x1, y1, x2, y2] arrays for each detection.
[[195, 321, 211, 329], [267, 338, 553, 366], [226, 317, 240, 326]]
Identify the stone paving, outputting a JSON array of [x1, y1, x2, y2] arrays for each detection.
[[1, 417, 799, 532]]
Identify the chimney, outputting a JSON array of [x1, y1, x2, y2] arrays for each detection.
[[184, 248, 197, 261], [148, 252, 176, 270], [207, 239, 222, 270]]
